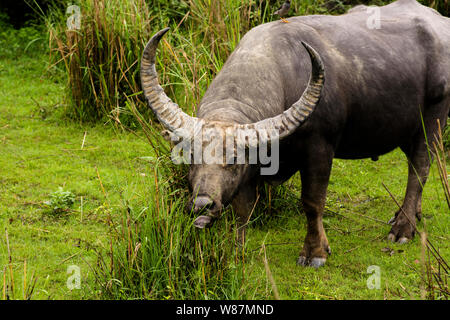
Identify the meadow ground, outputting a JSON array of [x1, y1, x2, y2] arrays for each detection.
[[0, 52, 448, 300], [0, 54, 154, 299]]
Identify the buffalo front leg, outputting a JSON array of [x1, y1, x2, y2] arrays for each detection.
[[232, 184, 257, 246], [297, 145, 333, 268]]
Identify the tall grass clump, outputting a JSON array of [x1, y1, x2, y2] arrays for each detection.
[[47, 0, 154, 122], [91, 154, 251, 300]]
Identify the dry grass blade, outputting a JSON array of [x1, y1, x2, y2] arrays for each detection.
[[261, 243, 280, 300], [5, 228, 14, 299], [432, 119, 450, 209], [2, 267, 6, 300]]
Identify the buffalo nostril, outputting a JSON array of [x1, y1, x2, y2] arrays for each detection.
[[193, 196, 214, 212]]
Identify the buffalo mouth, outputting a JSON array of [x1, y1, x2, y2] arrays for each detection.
[[193, 214, 215, 228], [193, 208, 222, 228], [187, 195, 222, 228]]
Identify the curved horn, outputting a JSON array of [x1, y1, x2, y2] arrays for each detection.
[[237, 41, 325, 146], [140, 28, 199, 136]]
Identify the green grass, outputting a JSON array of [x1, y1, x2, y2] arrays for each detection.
[[244, 154, 449, 299], [0, 53, 156, 299]]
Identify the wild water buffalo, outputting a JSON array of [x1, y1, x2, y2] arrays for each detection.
[[140, 0, 450, 267]]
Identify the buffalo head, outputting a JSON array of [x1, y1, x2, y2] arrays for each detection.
[[140, 28, 324, 228]]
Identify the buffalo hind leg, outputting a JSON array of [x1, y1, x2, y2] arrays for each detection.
[[389, 103, 449, 243], [388, 148, 428, 243], [297, 144, 333, 268]]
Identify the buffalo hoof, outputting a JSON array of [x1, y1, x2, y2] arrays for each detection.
[[193, 215, 212, 229], [388, 221, 415, 244], [387, 233, 410, 244], [388, 208, 418, 243], [397, 237, 410, 244], [297, 242, 331, 268], [297, 256, 326, 268]]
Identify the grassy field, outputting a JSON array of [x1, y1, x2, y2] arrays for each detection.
[[0, 51, 448, 300], [0, 54, 156, 299], [245, 159, 449, 300]]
